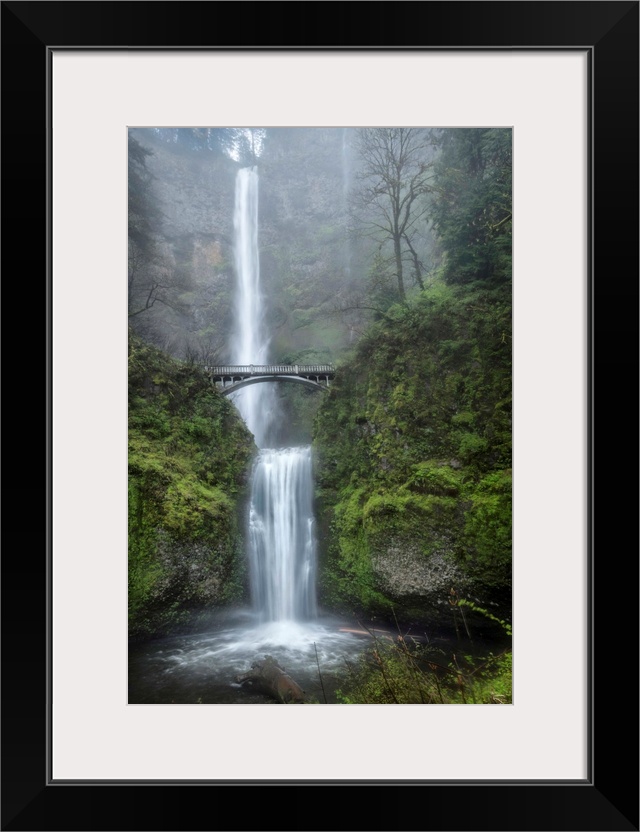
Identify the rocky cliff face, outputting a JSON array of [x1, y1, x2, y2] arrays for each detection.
[[258, 127, 356, 359], [129, 129, 237, 360], [143, 138, 236, 240], [130, 127, 359, 366], [371, 541, 469, 616]]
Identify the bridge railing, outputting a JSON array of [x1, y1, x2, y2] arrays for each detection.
[[206, 364, 335, 376]]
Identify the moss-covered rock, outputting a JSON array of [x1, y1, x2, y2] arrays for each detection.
[[128, 333, 255, 639], [313, 282, 512, 630]]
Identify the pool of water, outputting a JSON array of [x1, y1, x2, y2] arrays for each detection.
[[128, 610, 400, 704]]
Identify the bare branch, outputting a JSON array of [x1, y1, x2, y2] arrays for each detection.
[[351, 128, 434, 300]]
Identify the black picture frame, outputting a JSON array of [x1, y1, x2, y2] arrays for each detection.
[[2, 2, 638, 830]]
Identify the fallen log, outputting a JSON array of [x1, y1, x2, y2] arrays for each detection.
[[237, 655, 309, 703]]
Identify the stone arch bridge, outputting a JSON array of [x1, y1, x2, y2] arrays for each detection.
[[205, 364, 335, 395]]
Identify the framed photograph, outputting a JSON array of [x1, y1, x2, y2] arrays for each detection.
[[3, 2, 637, 830]]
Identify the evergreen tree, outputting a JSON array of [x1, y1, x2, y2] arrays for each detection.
[[430, 128, 512, 287]]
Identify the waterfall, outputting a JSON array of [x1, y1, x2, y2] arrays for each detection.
[[231, 167, 277, 448], [231, 166, 318, 624], [341, 128, 352, 280], [248, 447, 317, 622]]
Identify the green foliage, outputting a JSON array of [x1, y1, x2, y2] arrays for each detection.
[[337, 639, 446, 704], [313, 277, 512, 617], [367, 252, 402, 315], [336, 633, 512, 705], [128, 332, 255, 638], [430, 128, 512, 287], [335, 604, 512, 704], [458, 599, 512, 637]]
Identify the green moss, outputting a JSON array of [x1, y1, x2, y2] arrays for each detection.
[[462, 469, 512, 583], [128, 332, 255, 639], [313, 280, 512, 621], [363, 490, 454, 530], [407, 461, 462, 496], [162, 479, 231, 537], [318, 486, 390, 613]]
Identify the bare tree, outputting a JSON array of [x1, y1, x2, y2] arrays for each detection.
[[351, 128, 433, 299], [182, 331, 225, 367], [128, 240, 184, 319]]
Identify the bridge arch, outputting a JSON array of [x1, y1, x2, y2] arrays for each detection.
[[218, 374, 329, 396], [207, 364, 335, 396]]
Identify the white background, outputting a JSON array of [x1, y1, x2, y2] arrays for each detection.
[[52, 51, 587, 781]]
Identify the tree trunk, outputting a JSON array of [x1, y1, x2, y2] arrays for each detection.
[[237, 656, 310, 703], [403, 233, 425, 290], [393, 236, 406, 300]]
